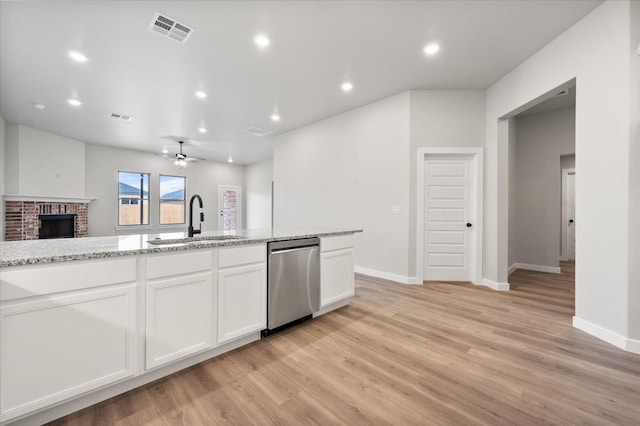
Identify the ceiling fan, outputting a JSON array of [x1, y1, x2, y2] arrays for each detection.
[[156, 140, 200, 168]]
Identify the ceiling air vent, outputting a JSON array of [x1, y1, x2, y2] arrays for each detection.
[[149, 12, 193, 44], [242, 127, 273, 137], [111, 113, 132, 122]]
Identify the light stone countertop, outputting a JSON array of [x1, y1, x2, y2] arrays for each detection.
[[0, 228, 362, 268]]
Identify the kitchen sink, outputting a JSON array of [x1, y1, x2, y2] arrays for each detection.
[[146, 235, 246, 245]]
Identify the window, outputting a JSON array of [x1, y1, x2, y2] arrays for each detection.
[[160, 175, 186, 225], [118, 171, 149, 225]]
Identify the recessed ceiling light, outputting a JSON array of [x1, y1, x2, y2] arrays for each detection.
[[67, 98, 82, 107], [68, 51, 88, 63], [254, 34, 270, 48], [198, 127, 207, 133], [162, 148, 169, 154], [423, 42, 440, 56], [195, 90, 207, 99], [227, 155, 233, 163], [271, 114, 280, 122], [33, 103, 46, 110], [341, 82, 353, 92]]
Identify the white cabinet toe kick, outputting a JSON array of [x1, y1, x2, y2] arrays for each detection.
[[0, 235, 356, 425]]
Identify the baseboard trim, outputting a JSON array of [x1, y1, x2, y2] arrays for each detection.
[[314, 299, 349, 317], [354, 266, 421, 285], [573, 316, 640, 354], [508, 263, 518, 275], [482, 278, 510, 291], [510, 263, 561, 274]]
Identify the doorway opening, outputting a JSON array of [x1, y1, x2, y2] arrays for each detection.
[[505, 79, 576, 313]]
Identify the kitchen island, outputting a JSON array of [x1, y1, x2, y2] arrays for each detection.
[[0, 228, 361, 426]]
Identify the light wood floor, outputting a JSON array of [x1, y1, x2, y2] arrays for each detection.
[[49, 262, 640, 425]]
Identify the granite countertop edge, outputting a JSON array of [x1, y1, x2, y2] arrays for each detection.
[[1, 229, 363, 268]]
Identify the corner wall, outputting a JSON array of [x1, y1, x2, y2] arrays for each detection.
[[245, 159, 273, 229], [5, 125, 85, 197], [273, 92, 412, 281], [408, 90, 486, 278], [486, 0, 636, 349], [272, 90, 486, 283]]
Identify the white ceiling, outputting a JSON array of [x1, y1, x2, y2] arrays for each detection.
[[0, 1, 601, 165]]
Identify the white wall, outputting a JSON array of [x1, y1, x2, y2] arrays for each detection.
[[0, 115, 5, 240], [628, 0, 640, 341], [245, 159, 272, 229], [85, 144, 245, 237], [4, 124, 18, 194], [4, 125, 85, 197], [408, 90, 486, 277], [485, 1, 636, 347], [273, 90, 486, 282], [508, 119, 517, 268], [274, 92, 411, 280], [513, 107, 575, 269]]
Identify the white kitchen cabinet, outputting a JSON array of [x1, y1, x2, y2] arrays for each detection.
[[217, 244, 266, 344], [145, 250, 214, 370], [0, 259, 137, 423], [145, 272, 213, 369], [320, 235, 355, 307]]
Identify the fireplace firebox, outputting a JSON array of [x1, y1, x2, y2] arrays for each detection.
[[38, 214, 75, 239]]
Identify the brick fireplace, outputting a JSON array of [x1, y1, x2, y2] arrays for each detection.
[[4, 200, 89, 241]]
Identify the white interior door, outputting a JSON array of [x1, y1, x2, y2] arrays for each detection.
[[566, 172, 576, 260], [424, 155, 475, 281], [561, 169, 576, 261], [218, 185, 242, 231]]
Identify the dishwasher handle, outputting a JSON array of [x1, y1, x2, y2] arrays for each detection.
[[268, 237, 320, 254], [270, 246, 318, 255]]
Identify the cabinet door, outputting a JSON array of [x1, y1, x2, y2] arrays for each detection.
[[320, 248, 355, 307], [217, 263, 266, 344], [146, 272, 213, 369], [0, 285, 137, 423]]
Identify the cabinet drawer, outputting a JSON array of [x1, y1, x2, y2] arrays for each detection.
[[218, 244, 266, 268], [0, 258, 136, 302], [320, 234, 354, 252], [146, 250, 213, 279]]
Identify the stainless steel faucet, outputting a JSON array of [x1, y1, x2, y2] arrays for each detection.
[[188, 194, 204, 237]]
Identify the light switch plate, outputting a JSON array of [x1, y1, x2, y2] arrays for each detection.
[[391, 205, 400, 214]]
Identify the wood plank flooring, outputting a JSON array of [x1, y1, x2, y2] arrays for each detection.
[[48, 262, 640, 425]]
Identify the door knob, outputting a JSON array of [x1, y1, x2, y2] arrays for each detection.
[[569, 219, 574, 223], [466, 223, 473, 228]]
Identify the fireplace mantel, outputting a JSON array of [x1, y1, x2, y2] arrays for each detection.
[[3, 194, 96, 203]]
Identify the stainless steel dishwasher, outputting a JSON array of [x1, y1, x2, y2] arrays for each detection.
[[263, 237, 320, 336]]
